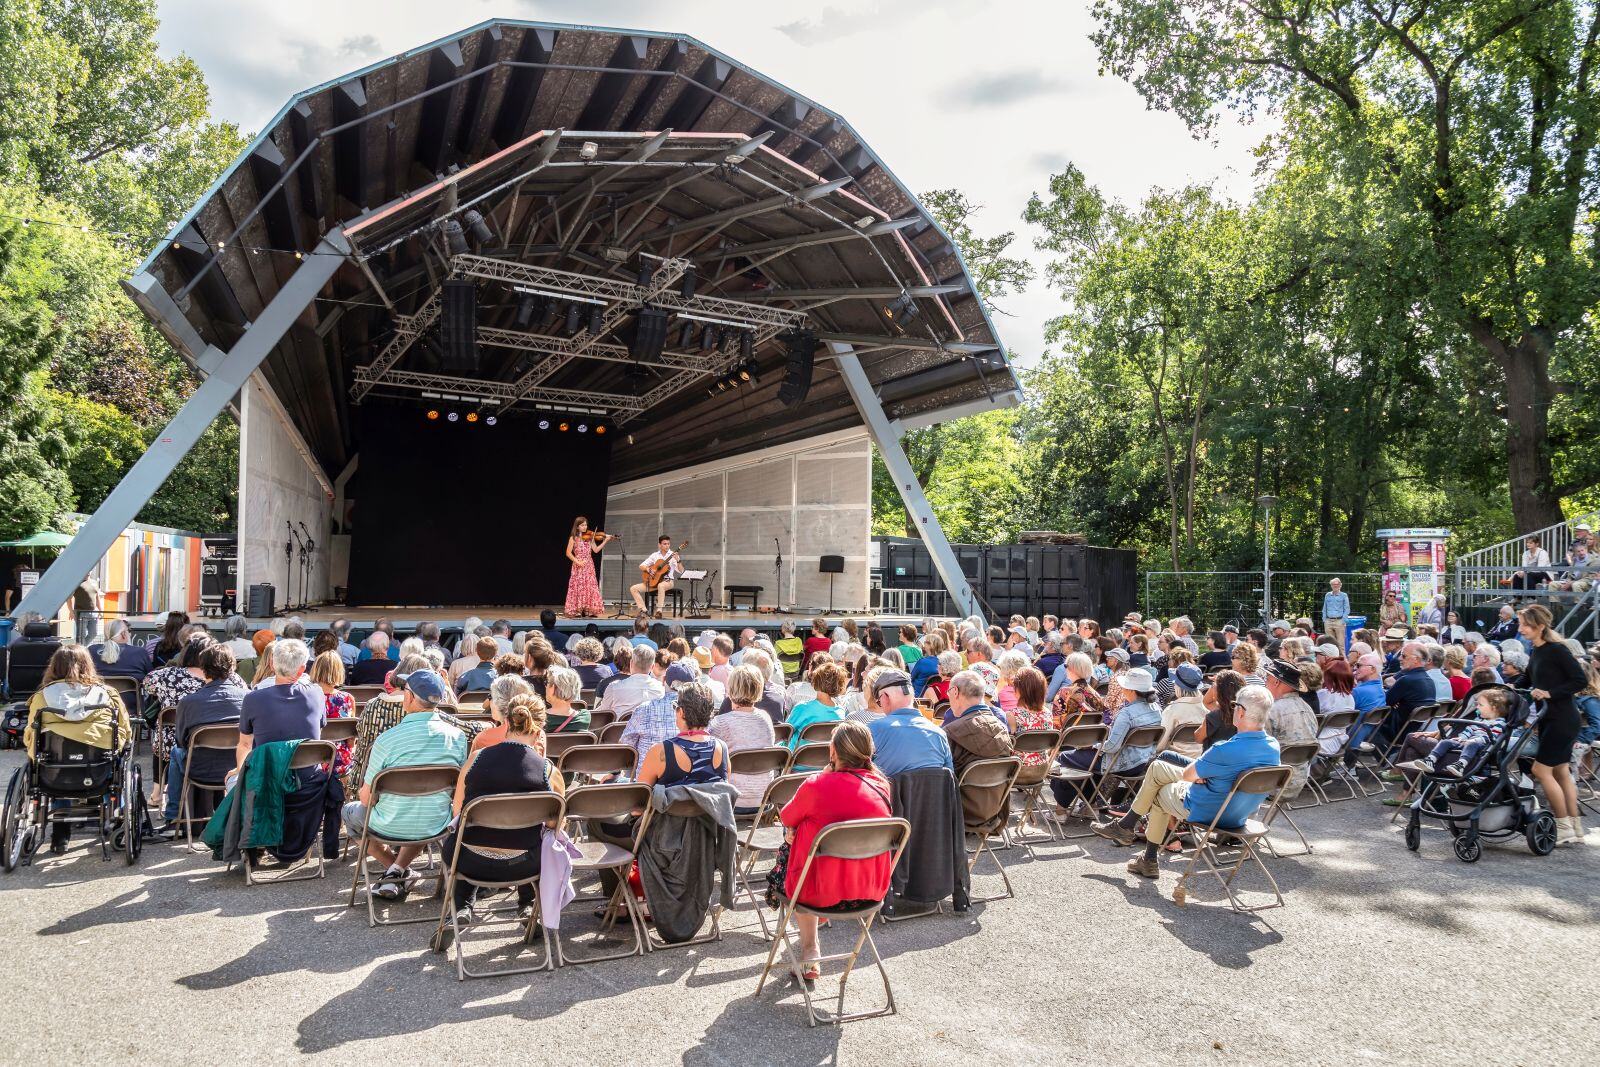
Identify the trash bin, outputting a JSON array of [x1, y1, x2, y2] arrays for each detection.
[[0, 616, 13, 648], [1343, 615, 1365, 651]]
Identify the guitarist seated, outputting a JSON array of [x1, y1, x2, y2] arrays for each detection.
[[631, 535, 684, 618]]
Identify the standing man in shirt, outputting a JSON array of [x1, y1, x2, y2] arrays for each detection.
[[1322, 578, 1351, 651]]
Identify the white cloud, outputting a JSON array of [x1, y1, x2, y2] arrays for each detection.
[[153, 0, 1264, 365]]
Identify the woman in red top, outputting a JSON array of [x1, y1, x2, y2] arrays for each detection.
[[779, 720, 893, 981], [1443, 645, 1473, 702], [801, 616, 833, 672]]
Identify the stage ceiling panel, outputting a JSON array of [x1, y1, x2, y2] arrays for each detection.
[[129, 20, 1019, 485]]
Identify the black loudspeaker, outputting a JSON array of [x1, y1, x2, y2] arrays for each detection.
[[440, 279, 478, 373], [247, 583, 276, 617], [631, 307, 670, 362], [778, 327, 817, 407], [820, 554, 845, 574]]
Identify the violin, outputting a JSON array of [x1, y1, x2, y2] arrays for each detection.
[[581, 529, 611, 543]]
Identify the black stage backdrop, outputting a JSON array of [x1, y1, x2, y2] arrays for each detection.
[[345, 404, 612, 605]]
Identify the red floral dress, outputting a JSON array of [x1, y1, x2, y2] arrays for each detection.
[[323, 688, 354, 776], [565, 536, 605, 616]]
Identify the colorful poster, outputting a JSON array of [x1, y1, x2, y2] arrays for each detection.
[[1387, 541, 1411, 568]]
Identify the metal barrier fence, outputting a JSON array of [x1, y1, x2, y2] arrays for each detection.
[[1141, 571, 1387, 633]]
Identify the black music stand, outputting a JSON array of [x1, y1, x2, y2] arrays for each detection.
[[820, 554, 845, 613]]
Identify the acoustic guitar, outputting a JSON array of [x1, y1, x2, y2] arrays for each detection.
[[643, 541, 688, 591]]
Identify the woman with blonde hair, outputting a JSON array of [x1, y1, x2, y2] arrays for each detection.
[[1519, 604, 1587, 843], [310, 650, 355, 776], [776, 719, 893, 982], [710, 665, 777, 814]]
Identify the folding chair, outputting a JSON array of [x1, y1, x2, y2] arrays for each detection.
[[1163, 721, 1201, 752], [730, 746, 792, 828], [1089, 724, 1167, 811], [772, 722, 794, 745], [347, 764, 461, 927], [244, 740, 337, 884], [321, 718, 359, 743], [1009, 728, 1063, 854], [1309, 710, 1361, 802], [1341, 706, 1392, 796], [177, 723, 240, 851], [544, 731, 596, 761], [344, 685, 384, 705], [458, 690, 490, 704], [558, 742, 634, 782], [553, 782, 653, 965], [152, 706, 177, 791], [103, 677, 143, 752], [587, 709, 616, 734], [1041, 724, 1109, 838], [787, 741, 832, 774], [958, 756, 1022, 901], [734, 770, 809, 939], [580, 688, 598, 706], [1261, 740, 1318, 856], [645, 796, 728, 949], [1171, 764, 1293, 913], [598, 721, 627, 745], [798, 720, 843, 745], [1375, 703, 1442, 772], [430, 791, 563, 980], [755, 817, 912, 1026]]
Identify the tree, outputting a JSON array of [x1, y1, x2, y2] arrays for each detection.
[[1091, 0, 1600, 532]]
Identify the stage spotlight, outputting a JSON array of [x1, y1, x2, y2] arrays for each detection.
[[447, 411, 460, 422], [485, 415, 497, 426], [587, 304, 604, 334], [706, 384, 717, 398], [702, 325, 720, 352], [538, 419, 550, 430], [577, 423, 588, 433], [716, 378, 729, 392], [737, 362, 751, 382], [463, 209, 494, 245], [558, 421, 570, 432], [515, 293, 536, 327], [626, 433, 634, 445], [466, 412, 479, 423], [426, 409, 440, 420], [441, 219, 469, 256], [595, 424, 606, 435], [538, 299, 560, 330], [564, 302, 582, 333], [740, 331, 754, 361], [637, 260, 655, 287], [679, 321, 695, 348], [680, 268, 697, 299]]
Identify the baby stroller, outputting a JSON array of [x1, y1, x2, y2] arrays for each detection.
[[1403, 682, 1557, 863], [0, 699, 144, 871]]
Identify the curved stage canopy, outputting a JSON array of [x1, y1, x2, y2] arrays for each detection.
[[130, 19, 1017, 483], [21, 19, 1015, 621]]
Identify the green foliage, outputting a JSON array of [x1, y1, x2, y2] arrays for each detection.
[[0, 0, 246, 543]]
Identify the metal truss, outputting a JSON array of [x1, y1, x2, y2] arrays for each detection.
[[349, 365, 647, 413], [348, 291, 441, 401]]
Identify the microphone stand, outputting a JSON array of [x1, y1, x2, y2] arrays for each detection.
[[608, 547, 634, 619], [298, 521, 317, 609], [283, 522, 297, 615], [773, 537, 784, 615]]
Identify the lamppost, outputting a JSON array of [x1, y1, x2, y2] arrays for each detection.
[[1257, 495, 1278, 627]]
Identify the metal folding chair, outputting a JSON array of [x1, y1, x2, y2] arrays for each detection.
[[176, 723, 240, 851], [457, 690, 491, 704], [958, 756, 1022, 901], [755, 817, 911, 1026], [1171, 764, 1294, 913], [1261, 740, 1318, 856], [735, 770, 809, 939], [347, 764, 461, 927], [1089, 724, 1167, 810], [430, 791, 563, 979], [554, 782, 654, 965], [558, 742, 633, 782], [787, 741, 832, 774], [243, 740, 338, 884], [772, 722, 793, 745], [586, 709, 616, 734], [321, 717, 359, 743], [343, 685, 384, 705], [1308, 710, 1361, 802], [544, 731, 596, 761], [1009, 728, 1062, 854], [1040, 724, 1109, 838], [798, 719, 843, 745], [598, 721, 627, 745]]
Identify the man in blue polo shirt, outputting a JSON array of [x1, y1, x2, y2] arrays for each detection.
[[1092, 684, 1280, 878], [1322, 578, 1351, 650], [866, 669, 952, 777]]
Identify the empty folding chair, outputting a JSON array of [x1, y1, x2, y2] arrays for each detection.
[[1310, 709, 1361, 801], [1342, 706, 1392, 795], [580, 688, 598, 706], [553, 782, 653, 965], [321, 718, 359, 743], [587, 709, 616, 734], [1262, 740, 1318, 856], [730, 746, 792, 824], [244, 740, 338, 884], [598, 721, 627, 745], [787, 741, 832, 774], [772, 722, 793, 745], [1042, 723, 1109, 838], [176, 723, 240, 851], [798, 720, 842, 745], [734, 770, 810, 939], [429, 791, 563, 980], [347, 764, 461, 927], [958, 756, 1022, 901], [755, 817, 912, 1026], [1172, 764, 1293, 913]]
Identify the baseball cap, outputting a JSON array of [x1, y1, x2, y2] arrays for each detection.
[[1105, 646, 1130, 663], [664, 660, 696, 686], [401, 668, 450, 706], [1315, 642, 1341, 658], [870, 668, 913, 699]]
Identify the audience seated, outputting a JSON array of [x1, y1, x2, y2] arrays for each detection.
[[865, 670, 953, 778], [1158, 664, 1208, 759], [453, 637, 501, 695], [89, 619, 153, 682], [158, 644, 246, 837], [1262, 660, 1321, 799], [786, 662, 848, 750], [596, 643, 665, 721], [348, 632, 396, 687], [1092, 685, 1280, 878], [23, 645, 133, 852], [942, 671, 1016, 833], [543, 665, 589, 732], [343, 669, 469, 900], [710, 665, 777, 815]]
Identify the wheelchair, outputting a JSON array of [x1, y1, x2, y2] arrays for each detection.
[[1, 705, 144, 871]]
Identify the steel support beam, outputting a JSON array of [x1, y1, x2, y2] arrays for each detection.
[[16, 229, 350, 621], [830, 342, 980, 620]]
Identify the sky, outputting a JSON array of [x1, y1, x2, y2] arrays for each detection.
[[154, 0, 1264, 367]]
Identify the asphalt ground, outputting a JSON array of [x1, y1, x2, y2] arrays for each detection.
[[0, 745, 1595, 1066]]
